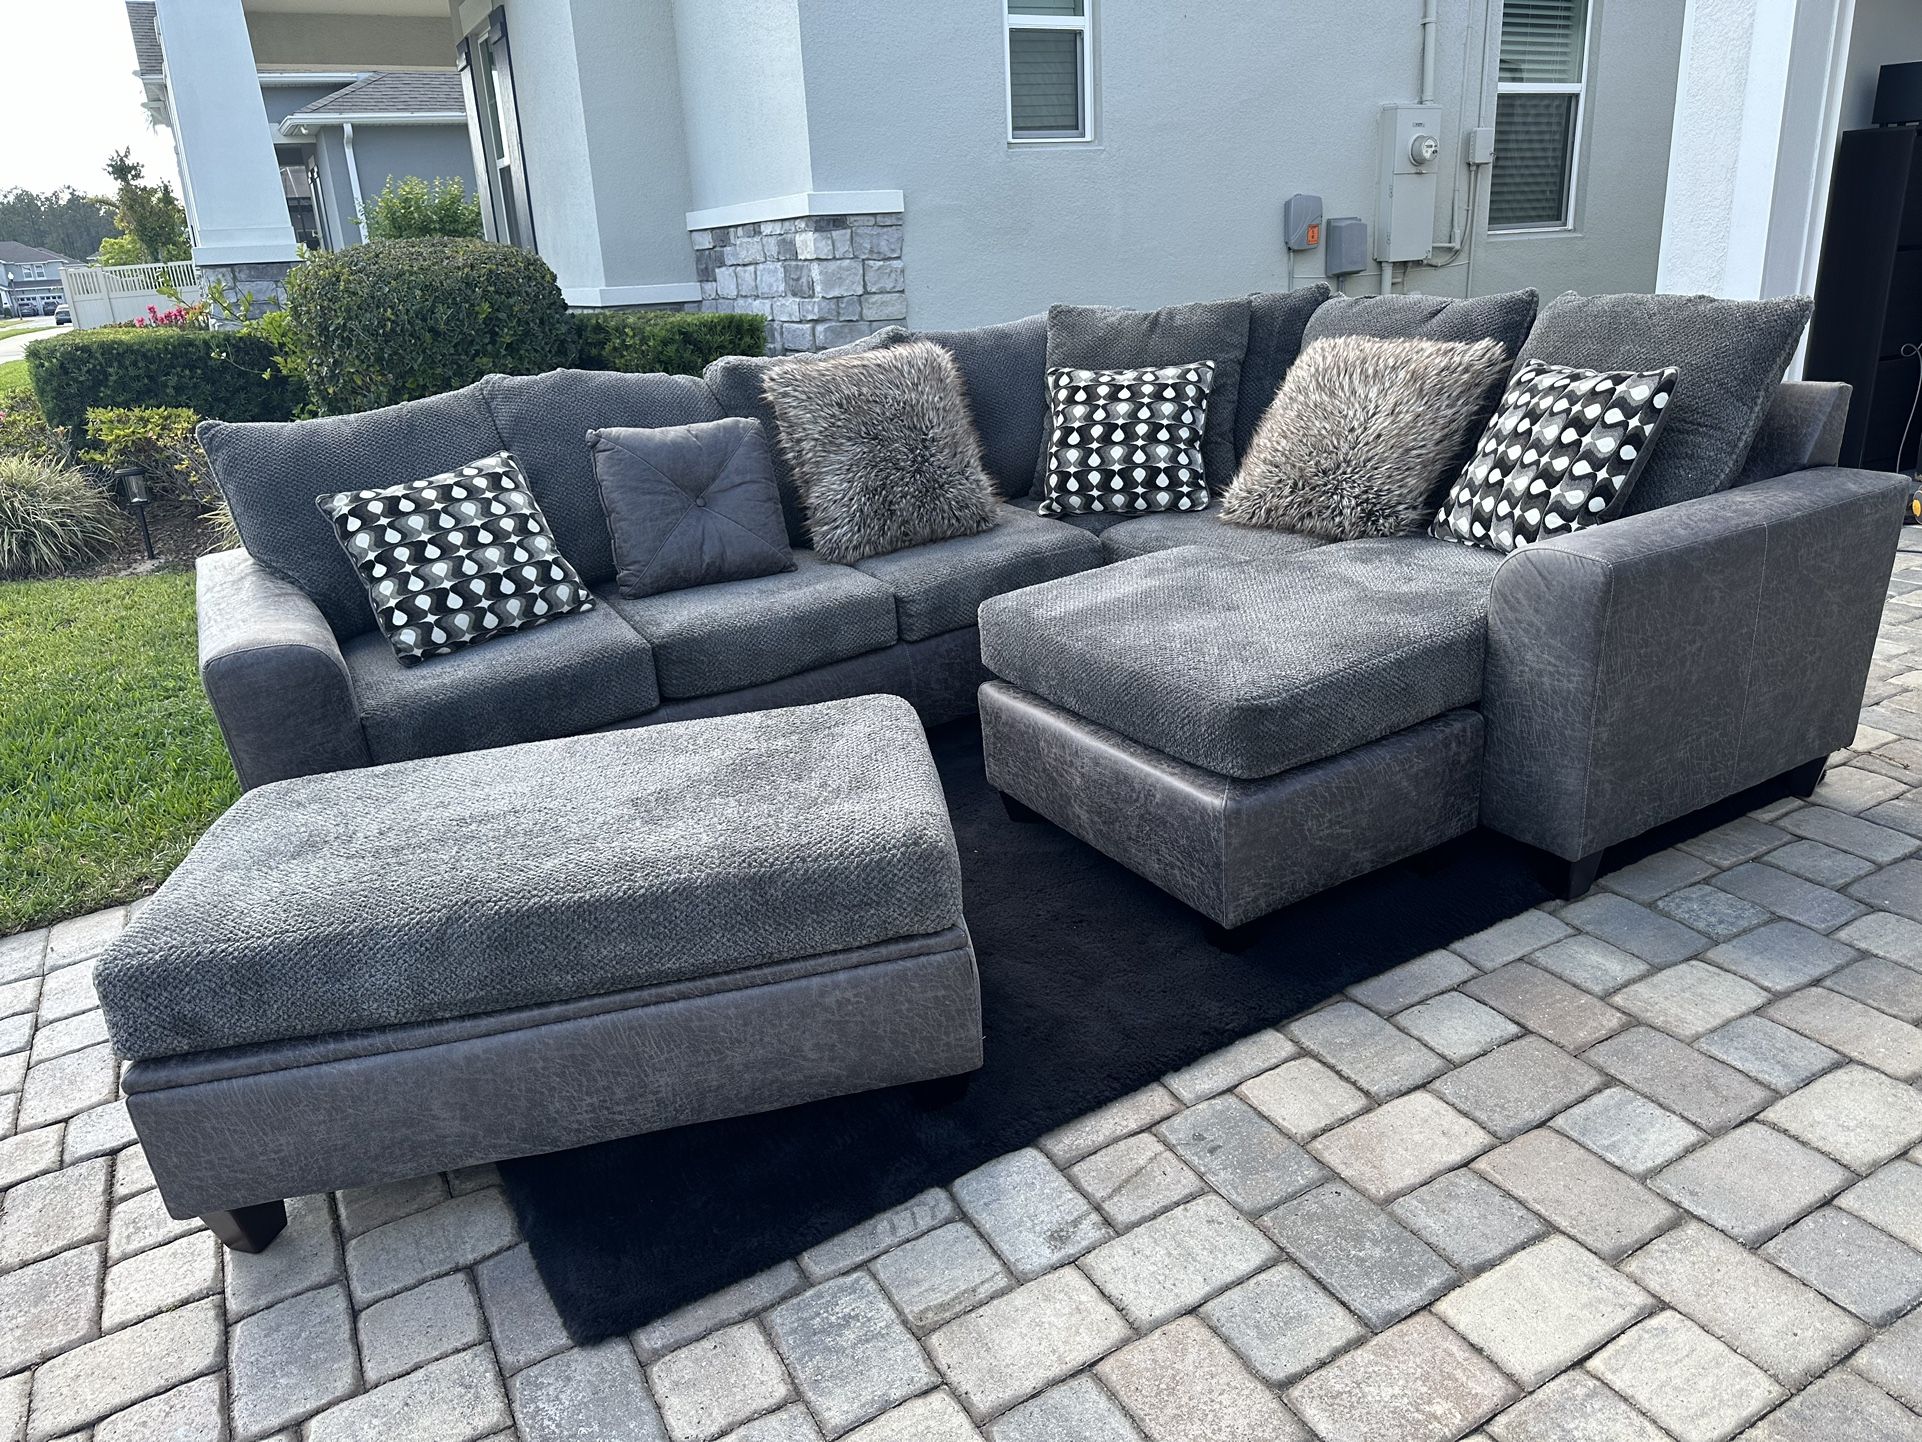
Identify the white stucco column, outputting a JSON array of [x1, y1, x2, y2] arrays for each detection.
[[154, 0, 299, 267], [1656, 0, 1855, 300]]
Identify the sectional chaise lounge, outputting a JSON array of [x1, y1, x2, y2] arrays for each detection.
[[192, 287, 1901, 925]]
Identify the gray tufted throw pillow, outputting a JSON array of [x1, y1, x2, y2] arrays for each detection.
[[589, 418, 795, 598], [764, 339, 999, 564]]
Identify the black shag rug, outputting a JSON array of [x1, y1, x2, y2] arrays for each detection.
[[498, 718, 1557, 1343]]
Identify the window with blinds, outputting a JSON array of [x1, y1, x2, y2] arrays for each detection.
[[1007, 1, 1091, 142], [1489, 0, 1589, 229]]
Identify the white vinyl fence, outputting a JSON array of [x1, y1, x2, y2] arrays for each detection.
[[60, 262, 205, 330]]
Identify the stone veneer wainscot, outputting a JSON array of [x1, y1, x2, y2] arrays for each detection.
[[692, 214, 906, 355]]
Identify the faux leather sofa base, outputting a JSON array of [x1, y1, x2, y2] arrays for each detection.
[[123, 928, 982, 1220], [980, 681, 1483, 928]]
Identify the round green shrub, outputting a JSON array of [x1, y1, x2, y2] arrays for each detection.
[[0, 455, 121, 579], [286, 238, 576, 414]]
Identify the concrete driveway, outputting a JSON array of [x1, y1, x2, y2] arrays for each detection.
[[0, 316, 60, 366]]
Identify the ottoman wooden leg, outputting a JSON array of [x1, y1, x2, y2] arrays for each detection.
[[1000, 792, 1044, 824], [203, 1200, 287, 1253], [1781, 756, 1828, 799], [910, 1072, 975, 1109], [1204, 916, 1270, 954]]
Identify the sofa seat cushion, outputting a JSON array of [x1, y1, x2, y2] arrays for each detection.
[[605, 551, 898, 699], [853, 503, 1105, 641], [344, 600, 660, 765], [979, 538, 1506, 779], [95, 696, 966, 1059], [1007, 492, 1126, 534], [481, 370, 724, 588], [1100, 512, 1328, 565]]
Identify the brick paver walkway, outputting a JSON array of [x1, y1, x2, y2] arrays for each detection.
[[11, 539, 1922, 1440]]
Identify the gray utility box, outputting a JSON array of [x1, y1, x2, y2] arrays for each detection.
[[1324, 217, 1370, 276], [1376, 103, 1442, 263]]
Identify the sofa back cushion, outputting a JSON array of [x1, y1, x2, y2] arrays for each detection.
[[1733, 381, 1852, 487], [1301, 288, 1539, 355], [1236, 284, 1332, 459], [885, 314, 1047, 498], [1518, 291, 1813, 514], [1036, 298, 1253, 494], [481, 369, 721, 587], [199, 384, 504, 640], [704, 328, 906, 544]]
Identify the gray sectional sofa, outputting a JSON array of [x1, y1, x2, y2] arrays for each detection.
[[195, 292, 1905, 930]]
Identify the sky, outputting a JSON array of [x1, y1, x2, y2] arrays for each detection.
[[0, 0, 181, 197]]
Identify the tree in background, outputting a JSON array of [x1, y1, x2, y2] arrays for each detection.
[[0, 187, 117, 261], [361, 176, 484, 241], [98, 150, 191, 266]]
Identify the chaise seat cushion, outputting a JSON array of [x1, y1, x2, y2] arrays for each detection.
[[979, 539, 1507, 779], [853, 504, 1104, 641], [95, 697, 966, 1059], [1100, 511, 1327, 565], [1006, 492, 1125, 534], [603, 551, 897, 699], [344, 601, 660, 764]]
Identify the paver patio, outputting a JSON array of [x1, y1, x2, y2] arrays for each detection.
[[10, 536, 1922, 1440]]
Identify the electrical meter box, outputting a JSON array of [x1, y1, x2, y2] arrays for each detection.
[[1324, 217, 1369, 276], [1283, 193, 1323, 252], [1376, 102, 1442, 263]]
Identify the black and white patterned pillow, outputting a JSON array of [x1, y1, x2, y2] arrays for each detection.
[[1430, 361, 1679, 553], [317, 451, 591, 665], [1038, 361, 1214, 517]]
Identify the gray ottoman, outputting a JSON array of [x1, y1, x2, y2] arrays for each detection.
[[95, 695, 981, 1251]]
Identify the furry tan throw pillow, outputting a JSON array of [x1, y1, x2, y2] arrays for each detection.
[[1221, 334, 1512, 540], [764, 339, 999, 564]]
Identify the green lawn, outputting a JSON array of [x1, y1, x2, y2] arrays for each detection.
[[0, 357, 28, 395], [0, 572, 237, 934]]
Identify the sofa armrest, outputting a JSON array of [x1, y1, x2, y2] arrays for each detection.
[[1481, 467, 1907, 861], [198, 549, 371, 790]]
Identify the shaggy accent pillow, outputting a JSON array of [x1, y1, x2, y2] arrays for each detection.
[[1430, 360, 1679, 552], [1222, 335, 1513, 540], [316, 451, 591, 665], [763, 339, 999, 564]]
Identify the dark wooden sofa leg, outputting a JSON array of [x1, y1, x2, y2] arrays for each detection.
[[1204, 916, 1269, 954], [1782, 756, 1828, 799], [910, 1071, 975, 1109], [1001, 792, 1044, 824], [203, 1200, 287, 1254], [1558, 850, 1606, 902]]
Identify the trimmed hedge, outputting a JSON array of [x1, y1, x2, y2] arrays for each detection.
[[573, 310, 767, 375], [27, 329, 296, 447], [286, 237, 575, 415]]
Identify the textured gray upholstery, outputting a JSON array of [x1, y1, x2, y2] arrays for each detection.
[[1007, 491, 1124, 534], [197, 549, 370, 790], [199, 386, 503, 640], [1236, 285, 1332, 458], [1100, 511, 1327, 564], [979, 539, 1505, 780], [1734, 381, 1852, 487], [123, 931, 981, 1218], [605, 552, 897, 699], [1481, 466, 1906, 861], [886, 315, 1048, 497], [704, 329, 907, 543], [343, 601, 658, 765], [1037, 298, 1253, 492], [1301, 288, 1538, 355], [482, 369, 723, 587], [1518, 291, 1813, 515], [853, 504, 1104, 641], [983, 684, 1482, 926], [96, 697, 965, 1060]]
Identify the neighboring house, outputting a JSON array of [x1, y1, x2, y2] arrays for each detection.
[[0, 243, 74, 317], [126, 1, 475, 264], [131, 0, 1922, 354]]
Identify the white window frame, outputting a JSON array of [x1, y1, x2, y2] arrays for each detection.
[[1490, 3, 1593, 233], [1004, 3, 1094, 145]]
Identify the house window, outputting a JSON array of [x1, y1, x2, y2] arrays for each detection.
[[1489, 0, 1589, 230], [1006, 1, 1092, 142], [458, 8, 535, 249]]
